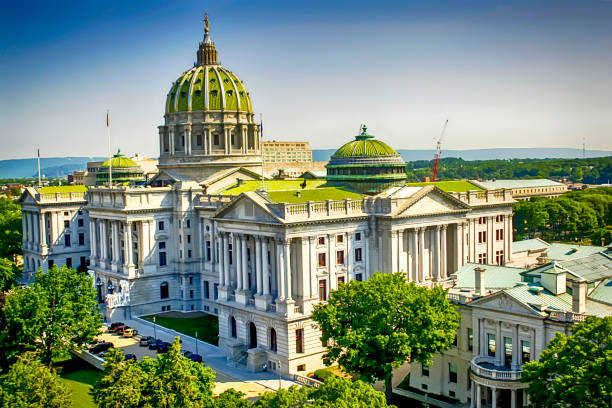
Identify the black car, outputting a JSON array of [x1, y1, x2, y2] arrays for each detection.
[[89, 342, 114, 354], [189, 354, 203, 363], [149, 339, 163, 350], [183, 351, 193, 359], [124, 354, 137, 361], [157, 342, 171, 353], [140, 336, 154, 346]]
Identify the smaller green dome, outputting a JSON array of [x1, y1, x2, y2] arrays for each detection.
[[332, 125, 399, 158], [102, 150, 138, 168]]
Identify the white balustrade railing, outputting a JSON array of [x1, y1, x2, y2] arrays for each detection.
[[470, 356, 522, 381], [292, 373, 322, 388]]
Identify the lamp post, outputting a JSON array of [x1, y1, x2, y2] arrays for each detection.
[[278, 360, 282, 390], [195, 330, 198, 356], [153, 316, 157, 341]]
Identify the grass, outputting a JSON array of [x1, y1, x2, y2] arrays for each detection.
[[56, 357, 102, 408], [141, 313, 219, 346], [222, 179, 326, 195], [266, 187, 363, 203], [39, 185, 88, 193], [405, 180, 483, 192]]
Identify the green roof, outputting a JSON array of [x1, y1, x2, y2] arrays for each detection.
[[454, 263, 526, 289], [39, 185, 88, 194], [332, 125, 399, 158], [265, 187, 363, 204], [479, 179, 565, 189], [545, 243, 605, 261], [512, 238, 550, 253], [504, 283, 573, 312], [590, 278, 612, 305], [166, 65, 252, 114], [221, 179, 326, 195], [559, 252, 612, 282], [102, 151, 139, 168], [405, 180, 483, 192]]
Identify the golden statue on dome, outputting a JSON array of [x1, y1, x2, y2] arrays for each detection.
[[204, 13, 210, 34]]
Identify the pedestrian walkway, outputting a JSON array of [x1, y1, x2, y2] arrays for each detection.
[[122, 318, 298, 396]]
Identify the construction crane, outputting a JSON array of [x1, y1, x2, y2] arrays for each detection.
[[432, 119, 448, 182]]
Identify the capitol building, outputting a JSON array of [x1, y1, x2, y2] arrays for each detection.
[[21, 16, 611, 408]]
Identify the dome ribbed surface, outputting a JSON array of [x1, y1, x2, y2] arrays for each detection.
[[165, 66, 253, 114], [102, 156, 138, 168], [333, 138, 398, 158]]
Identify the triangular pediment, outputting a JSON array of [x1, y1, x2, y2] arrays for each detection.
[[470, 291, 544, 318], [393, 186, 471, 218], [213, 193, 280, 224], [203, 167, 265, 194], [18, 187, 38, 205]]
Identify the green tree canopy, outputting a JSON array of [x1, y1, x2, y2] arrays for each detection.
[[0, 265, 100, 367], [215, 389, 250, 408], [0, 353, 72, 408], [0, 258, 20, 293], [311, 272, 460, 399], [0, 197, 22, 263], [94, 338, 216, 408], [521, 316, 611, 408]]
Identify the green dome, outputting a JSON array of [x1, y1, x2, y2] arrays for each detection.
[[97, 150, 145, 185], [165, 65, 253, 114], [333, 127, 399, 158], [102, 151, 138, 168]]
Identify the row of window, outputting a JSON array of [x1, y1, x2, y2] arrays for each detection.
[[477, 229, 505, 243], [62, 232, 85, 247], [477, 215, 505, 224], [47, 256, 87, 270]]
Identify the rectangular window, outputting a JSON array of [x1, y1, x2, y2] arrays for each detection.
[[158, 242, 166, 249], [48, 260, 54, 268], [354, 247, 362, 262], [159, 252, 167, 266], [189, 276, 193, 285], [468, 328, 473, 351], [478, 253, 487, 264], [355, 232, 361, 241], [318, 236, 325, 246], [319, 279, 327, 301], [488, 333, 496, 357], [296, 329, 304, 353], [449, 364, 457, 383], [206, 241, 211, 261], [355, 273, 363, 281], [478, 231, 487, 243], [336, 250, 345, 265], [80, 256, 86, 268], [318, 253, 326, 267], [189, 290, 194, 299], [186, 220, 190, 228], [187, 235, 191, 243], [496, 229, 503, 240], [504, 337, 512, 367], [521, 340, 531, 363], [64, 220, 70, 228], [478, 216, 486, 224], [158, 221, 165, 231], [337, 276, 345, 286], [496, 250, 504, 266], [213, 283, 218, 300], [422, 366, 429, 377], [297, 364, 306, 372], [78, 218, 84, 227], [78, 232, 85, 246], [452, 334, 458, 347], [196, 134, 203, 146], [188, 249, 192, 258], [66, 257, 72, 268], [204, 281, 210, 298], [64, 234, 71, 247], [64, 211, 69, 216], [229, 243, 233, 265], [336, 234, 343, 243], [213, 134, 219, 145]]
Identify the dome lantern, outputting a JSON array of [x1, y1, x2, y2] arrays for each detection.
[[197, 13, 218, 66]]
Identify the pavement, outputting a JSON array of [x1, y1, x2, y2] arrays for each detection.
[[97, 317, 297, 399]]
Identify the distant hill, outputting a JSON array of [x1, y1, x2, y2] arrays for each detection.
[[312, 148, 612, 163], [0, 157, 105, 178]]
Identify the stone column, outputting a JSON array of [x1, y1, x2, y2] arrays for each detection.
[[218, 235, 225, 287], [411, 229, 418, 282], [21, 212, 27, 249], [100, 221, 107, 266], [284, 239, 292, 301], [418, 228, 425, 283], [235, 235, 243, 291], [441, 224, 447, 279], [511, 389, 516, 408], [89, 218, 97, 263], [111, 222, 118, 266], [277, 239, 285, 300], [126, 222, 134, 269], [495, 321, 502, 365], [397, 230, 405, 272], [262, 238, 270, 295], [512, 324, 519, 369], [470, 380, 475, 408], [507, 215, 513, 262], [39, 212, 47, 250], [224, 127, 230, 155], [364, 231, 370, 279], [434, 226, 441, 281], [492, 387, 497, 408], [346, 232, 352, 280], [223, 233, 230, 288], [476, 383, 481, 408], [390, 230, 398, 273], [255, 236, 263, 295], [185, 124, 192, 155], [168, 127, 174, 155], [241, 234, 248, 291]]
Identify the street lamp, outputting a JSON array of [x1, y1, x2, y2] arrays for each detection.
[[195, 330, 198, 356], [153, 316, 157, 341], [107, 281, 114, 294], [95, 279, 103, 302]]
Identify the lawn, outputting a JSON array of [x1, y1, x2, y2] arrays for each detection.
[[266, 187, 363, 203], [405, 180, 483, 192], [141, 313, 219, 346], [221, 179, 326, 195], [57, 357, 102, 408]]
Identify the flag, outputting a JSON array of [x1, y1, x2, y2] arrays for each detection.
[[106, 111, 109, 127]]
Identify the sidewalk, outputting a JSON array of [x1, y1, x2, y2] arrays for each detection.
[[123, 318, 298, 394]]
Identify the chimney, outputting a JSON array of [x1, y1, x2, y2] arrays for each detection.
[[474, 266, 486, 296], [572, 280, 587, 314]]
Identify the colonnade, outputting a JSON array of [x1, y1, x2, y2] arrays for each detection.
[[470, 383, 527, 408], [474, 318, 536, 369], [22, 210, 45, 251], [160, 123, 261, 157]]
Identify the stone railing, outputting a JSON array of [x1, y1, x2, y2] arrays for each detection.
[[292, 373, 322, 388], [270, 198, 368, 220], [198, 194, 235, 208], [547, 310, 587, 323], [450, 189, 514, 206], [269, 303, 277, 313], [294, 305, 303, 314], [37, 192, 87, 202], [471, 356, 522, 381], [447, 292, 474, 305]]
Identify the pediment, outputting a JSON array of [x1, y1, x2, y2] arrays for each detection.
[[18, 188, 38, 205], [214, 194, 280, 224], [394, 187, 470, 218], [470, 292, 543, 317], [203, 167, 264, 194]]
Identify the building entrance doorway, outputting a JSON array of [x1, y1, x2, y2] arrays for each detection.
[[249, 322, 257, 348]]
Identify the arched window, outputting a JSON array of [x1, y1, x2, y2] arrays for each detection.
[[269, 328, 277, 352], [249, 322, 257, 349], [230, 316, 237, 338], [160, 281, 169, 299]]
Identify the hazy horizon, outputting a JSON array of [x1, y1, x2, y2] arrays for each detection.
[[1, 0, 611, 160]]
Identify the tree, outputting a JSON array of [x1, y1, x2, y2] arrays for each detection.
[[0, 258, 20, 293], [0, 265, 100, 367], [94, 338, 216, 408], [0, 197, 22, 263], [215, 389, 250, 408], [252, 385, 309, 408], [521, 316, 611, 408], [0, 353, 72, 408], [312, 272, 460, 400], [310, 375, 391, 408]]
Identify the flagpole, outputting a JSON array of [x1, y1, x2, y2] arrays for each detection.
[[260, 113, 264, 191], [37, 148, 41, 187], [107, 110, 112, 187]]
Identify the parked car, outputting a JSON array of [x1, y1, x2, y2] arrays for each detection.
[[182, 351, 193, 359], [89, 342, 113, 354], [123, 328, 138, 338], [124, 354, 137, 361], [108, 322, 124, 332], [115, 325, 129, 335], [189, 354, 203, 363], [149, 339, 163, 350], [140, 336, 154, 346], [157, 342, 171, 353]]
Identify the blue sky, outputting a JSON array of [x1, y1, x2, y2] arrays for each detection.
[[1, 0, 611, 159]]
